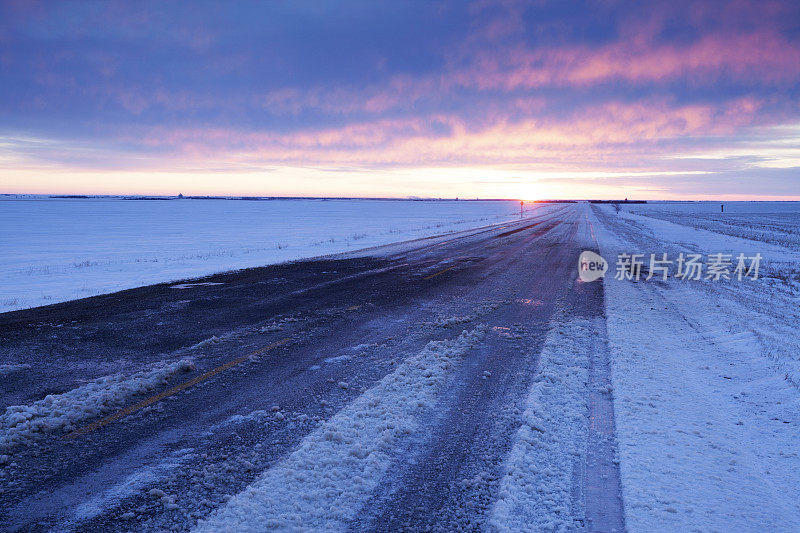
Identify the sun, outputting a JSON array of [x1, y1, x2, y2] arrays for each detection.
[[517, 183, 541, 203]]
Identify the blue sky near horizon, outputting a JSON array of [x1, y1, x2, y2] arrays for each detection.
[[1, 0, 799, 199]]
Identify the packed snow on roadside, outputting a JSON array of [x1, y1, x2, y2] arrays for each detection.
[[0, 197, 536, 313], [491, 316, 595, 531], [591, 202, 800, 530], [0, 359, 195, 453], [195, 326, 487, 532]]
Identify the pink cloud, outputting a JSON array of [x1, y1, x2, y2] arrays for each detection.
[[450, 32, 800, 91], [246, 29, 800, 121], [112, 97, 764, 173]]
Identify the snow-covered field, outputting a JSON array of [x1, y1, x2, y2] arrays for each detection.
[[592, 201, 800, 530], [0, 197, 524, 313]]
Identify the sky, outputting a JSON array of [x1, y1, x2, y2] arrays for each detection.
[[1, 0, 799, 200]]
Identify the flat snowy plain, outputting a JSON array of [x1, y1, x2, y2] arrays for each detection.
[[0, 196, 525, 313], [1, 200, 799, 531], [595, 201, 800, 531]]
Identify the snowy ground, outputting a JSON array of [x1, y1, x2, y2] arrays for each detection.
[[1, 201, 799, 531], [0, 197, 527, 313], [592, 201, 800, 531]]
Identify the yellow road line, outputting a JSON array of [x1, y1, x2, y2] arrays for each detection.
[[64, 337, 292, 439], [423, 264, 459, 280]]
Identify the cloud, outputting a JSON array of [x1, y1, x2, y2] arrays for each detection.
[[449, 32, 800, 91], [1, 0, 799, 198]]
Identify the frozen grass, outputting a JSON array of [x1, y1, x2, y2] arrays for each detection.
[[621, 201, 800, 251]]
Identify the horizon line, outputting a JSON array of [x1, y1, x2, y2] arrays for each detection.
[[3, 193, 799, 203]]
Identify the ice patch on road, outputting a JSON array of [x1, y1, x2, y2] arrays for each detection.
[[71, 447, 195, 525], [323, 354, 353, 364], [0, 363, 31, 375], [170, 282, 224, 289], [0, 359, 195, 452], [195, 326, 487, 532], [491, 317, 592, 532]]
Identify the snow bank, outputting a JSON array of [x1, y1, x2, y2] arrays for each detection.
[[0, 359, 195, 452], [195, 326, 487, 532], [490, 317, 592, 531]]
